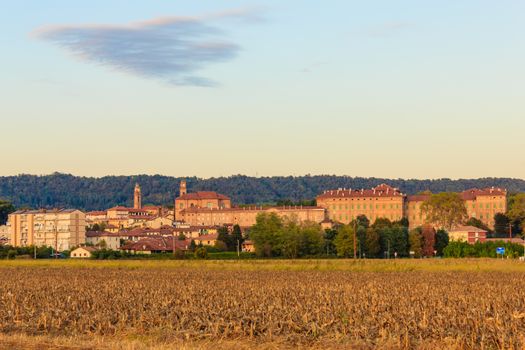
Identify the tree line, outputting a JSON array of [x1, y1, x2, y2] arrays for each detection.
[[2, 172, 525, 210]]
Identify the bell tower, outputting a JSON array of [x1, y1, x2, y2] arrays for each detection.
[[180, 180, 187, 196], [134, 183, 142, 209]]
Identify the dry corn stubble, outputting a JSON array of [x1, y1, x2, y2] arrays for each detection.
[[0, 266, 524, 349]]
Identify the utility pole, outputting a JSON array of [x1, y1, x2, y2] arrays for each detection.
[[237, 239, 240, 258], [509, 223, 512, 241]]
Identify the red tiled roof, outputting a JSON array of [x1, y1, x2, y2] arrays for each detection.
[[317, 184, 404, 199], [177, 191, 230, 201], [86, 231, 120, 238], [460, 188, 507, 200], [180, 206, 323, 214], [107, 206, 130, 211], [86, 211, 107, 216], [450, 226, 488, 233], [194, 233, 218, 241], [121, 236, 189, 252], [407, 195, 431, 202]]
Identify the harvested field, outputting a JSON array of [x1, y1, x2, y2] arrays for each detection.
[[0, 260, 524, 349]]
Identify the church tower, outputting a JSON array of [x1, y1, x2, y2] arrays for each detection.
[[134, 183, 142, 209], [180, 180, 187, 196]]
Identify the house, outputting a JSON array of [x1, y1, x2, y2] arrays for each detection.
[[70, 246, 98, 258], [449, 226, 487, 244], [193, 233, 219, 246], [85, 231, 121, 250], [242, 240, 255, 253], [120, 236, 189, 254]]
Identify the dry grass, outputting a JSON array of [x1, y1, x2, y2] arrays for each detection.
[[1, 257, 525, 272], [0, 260, 524, 349]]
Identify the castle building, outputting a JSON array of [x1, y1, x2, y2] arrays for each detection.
[[7, 209, 86, 251], [317, 184, 507, 229], [174, 180, 232, 221], [180, 205, 326, 228], [316, 184, 405, 224], [175, 180, 325, 227]]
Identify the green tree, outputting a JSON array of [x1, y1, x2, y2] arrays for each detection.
[[364, 227, 381, 258], [323, 228, 337, 255], [231, 224, 244, 251], [493, 213, 511, 236], [408, 229, 422, 258], [194, 247, 208, 259], [421, 192, 467, 230], [355, 215, 370, 229], [250, 213, 284, 257], [434, 229, 449, 256], [379, 224, 409, 258], [465, 217, 491, 232], [507, 193, 525, 234], [333, 225, 355, 258], [0, 200, 15, 225], [298, 221, 324, 256], [217, 225, 230, 246]]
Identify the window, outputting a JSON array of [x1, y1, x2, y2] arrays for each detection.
[[180, 203, 184, 209]]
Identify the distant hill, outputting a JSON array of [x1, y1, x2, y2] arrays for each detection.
[[0, 173, 524, 211]]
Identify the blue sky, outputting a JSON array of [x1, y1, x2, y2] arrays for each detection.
[[2, 1, 525, 179]]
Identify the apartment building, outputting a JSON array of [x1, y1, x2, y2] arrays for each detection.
[[8, 209, 86, 251]]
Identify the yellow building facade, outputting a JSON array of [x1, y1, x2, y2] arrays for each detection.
[[317, 184, 507, 229], [8, 209, 86, 251], [316, 184, 405, 224]]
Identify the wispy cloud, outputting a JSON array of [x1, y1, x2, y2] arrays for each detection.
[[32, 9, 260, 87], [366, 22, 412, 38]]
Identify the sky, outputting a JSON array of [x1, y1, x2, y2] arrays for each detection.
[[1, 0, 525, 179]]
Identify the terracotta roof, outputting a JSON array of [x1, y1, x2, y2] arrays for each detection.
[[407, 195, 431, 202], [86, 211, 107, 216], [86, 231, 120, 238], [450, 226, 488, 233], [72, 246, 99, 252], [107, 206, 130, 211], [181, 206, 323, 214], [121, 236, 189, 252], [317, 184, 404, 199], [177, 191, 230, 201], [461, 188, 507, 200], [193, 233, 218, 241], [12, 208, 81, 214]]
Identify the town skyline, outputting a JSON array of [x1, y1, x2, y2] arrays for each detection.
[[2, 0, 525, 179]]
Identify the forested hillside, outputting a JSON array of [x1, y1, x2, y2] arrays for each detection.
[[0, 173, 524, 211]]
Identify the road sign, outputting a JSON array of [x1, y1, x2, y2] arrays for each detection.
[[496, 247, 505, 255]]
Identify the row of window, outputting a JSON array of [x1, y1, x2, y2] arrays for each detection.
[[332, 204, 400, 210], [331, 214, 402, 221]]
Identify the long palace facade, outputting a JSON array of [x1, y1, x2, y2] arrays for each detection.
[[316, 184, 507, 229]]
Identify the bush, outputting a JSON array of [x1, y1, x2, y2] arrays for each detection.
[[194, 247, 208, 259]]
